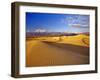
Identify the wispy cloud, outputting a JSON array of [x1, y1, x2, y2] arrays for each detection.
[[68, 23, 89, 28]]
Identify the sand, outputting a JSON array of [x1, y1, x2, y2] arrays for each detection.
[[59, 34, 89, 47], [26, 34, 89, 67]]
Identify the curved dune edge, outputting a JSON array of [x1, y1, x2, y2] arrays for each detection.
[[58, 34, 89, 47]]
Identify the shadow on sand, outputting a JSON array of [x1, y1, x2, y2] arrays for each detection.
[[42, 41, 89, 56]]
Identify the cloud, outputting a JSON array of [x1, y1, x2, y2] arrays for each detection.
[[68, 23, 89, 28], [34, 28, 46, 32]]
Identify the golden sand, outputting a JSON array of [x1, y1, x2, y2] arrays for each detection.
[[29, 34, 89, 47], [59, 34, 89, 47], [26, 34, 89, 67]]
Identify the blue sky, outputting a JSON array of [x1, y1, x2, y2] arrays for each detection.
[[26, 12, 89, 33]]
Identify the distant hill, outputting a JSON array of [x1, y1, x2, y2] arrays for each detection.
[[26, 32, 79, 38]]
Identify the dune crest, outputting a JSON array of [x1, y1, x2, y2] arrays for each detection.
[[59, 34, 89, 47]]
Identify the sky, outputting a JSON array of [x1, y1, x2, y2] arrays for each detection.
[[26, 12, 90, 33]]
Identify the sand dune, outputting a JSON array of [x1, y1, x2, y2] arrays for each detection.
[[59, 34, 89, 47], [28, 34, 89, 47], [26, 39, 89, 67]]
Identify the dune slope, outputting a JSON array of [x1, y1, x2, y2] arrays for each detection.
[[26, 40, 89, 67]]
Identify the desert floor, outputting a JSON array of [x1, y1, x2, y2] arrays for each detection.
[[26, 34, 89, 67]]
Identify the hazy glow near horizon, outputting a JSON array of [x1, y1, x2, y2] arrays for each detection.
[[26, 12, 89, 33]]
